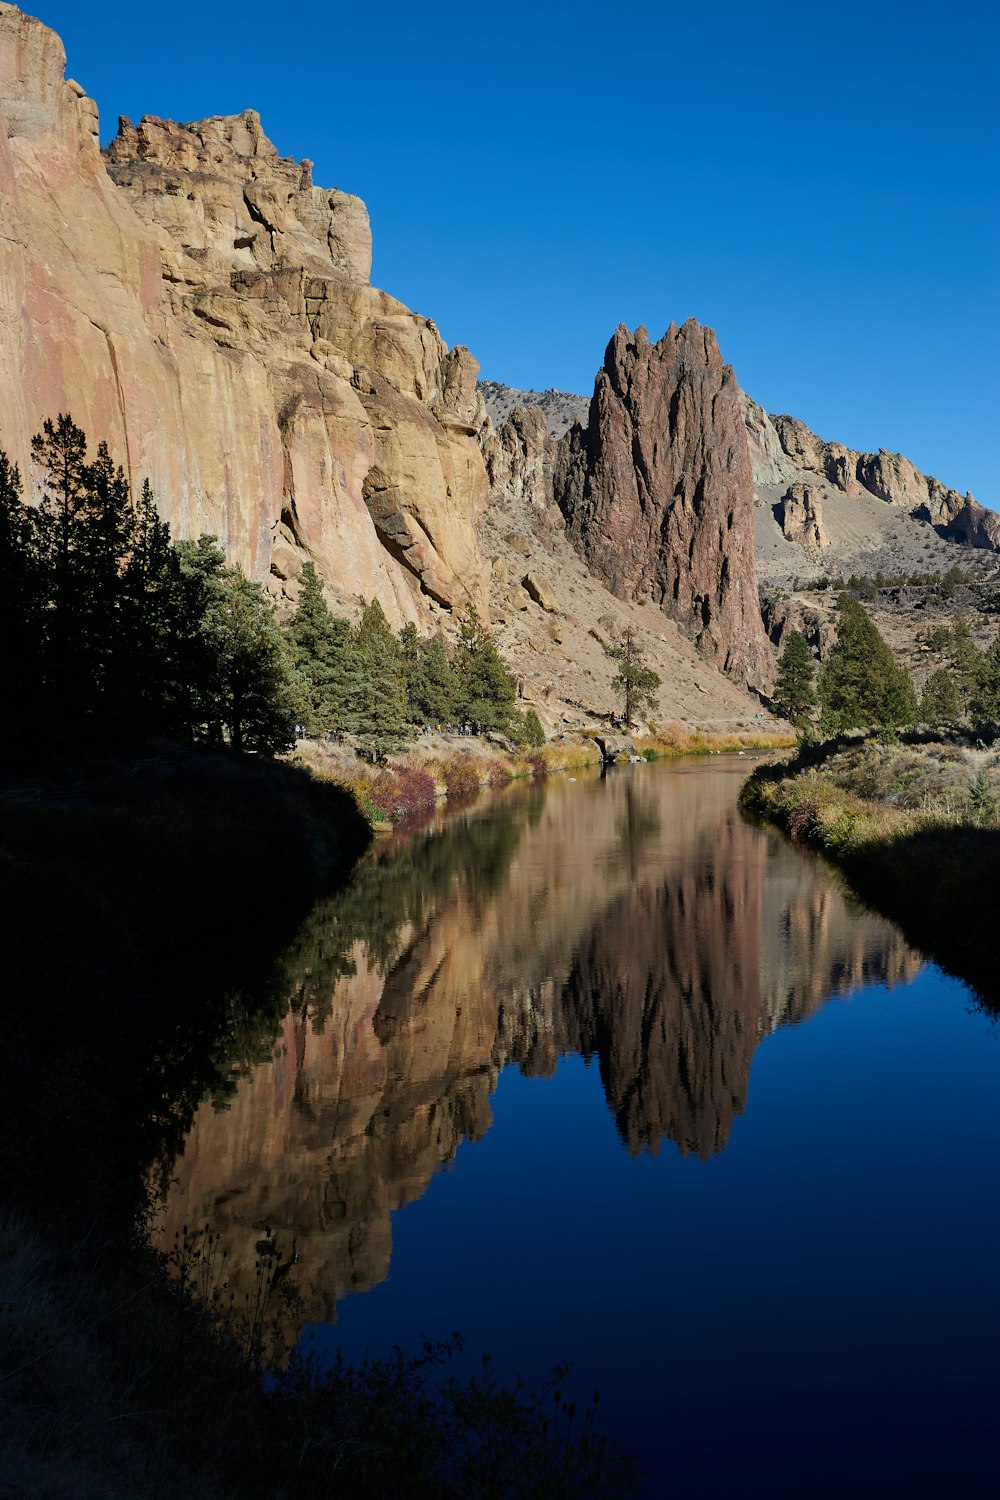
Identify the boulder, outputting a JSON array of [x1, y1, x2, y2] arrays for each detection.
[[775, 485, 827, 549], [522, 573, 560, 612]]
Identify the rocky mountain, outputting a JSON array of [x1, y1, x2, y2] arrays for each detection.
[[6, 5, 991, 732], [0, 2, 490, 626], [551, 321, 773, 691], [744, 395, 999, 586], [0, 4, 785, 731], [484, 375, 997, 601]]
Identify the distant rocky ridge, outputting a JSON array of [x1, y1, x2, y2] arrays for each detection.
[[478, 381, 588, 440], [483, 375, 997, 594]]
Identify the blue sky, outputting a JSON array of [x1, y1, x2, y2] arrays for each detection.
[[27, 0, 999, 504]]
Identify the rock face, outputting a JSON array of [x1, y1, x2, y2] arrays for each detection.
[[521, 571, 559, 612], [0, 4, 489, 622], [552, 322, 772, 690], [776, 484, 827, 549], [755, 405, 1000, 549], [485, 403, 549, 509]]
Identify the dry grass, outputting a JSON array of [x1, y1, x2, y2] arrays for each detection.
[[296, 742, 548, 826], [540, 740, 603, 774], [638, 721, 796, 758]]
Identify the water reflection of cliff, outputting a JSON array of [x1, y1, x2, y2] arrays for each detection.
[[155, 763, 921, 1322]]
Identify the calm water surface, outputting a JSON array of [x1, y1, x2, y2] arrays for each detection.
[[158, 759, 1000, 1495]]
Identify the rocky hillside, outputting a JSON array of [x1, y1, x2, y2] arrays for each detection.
[[479, 381, 588, 439], [744, 396, 998, 586]]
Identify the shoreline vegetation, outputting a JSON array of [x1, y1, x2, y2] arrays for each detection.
[[740, 731, 1000, 1012]]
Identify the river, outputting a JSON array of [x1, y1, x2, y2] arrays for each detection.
[[153, 757, 1000, 1495]]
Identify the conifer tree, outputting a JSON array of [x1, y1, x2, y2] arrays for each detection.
[[454, 603, 517, 731], [349, 597, 409, 756], [205, 568, 299, 753], [400, 625, 458, 726], [286, 563, 354, 733], [773, 630, 816, 728], [949, 612, 983, 708], [818, 594, 917, 733], [603, 622, 660, 729], [920, 667, 962, 724], [969, 628, 1000, 724], [0, 450, 45, 723]]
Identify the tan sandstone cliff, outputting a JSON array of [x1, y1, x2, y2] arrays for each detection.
[[0, 3, 489, 623]]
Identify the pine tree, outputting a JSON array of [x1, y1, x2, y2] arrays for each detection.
[[949, 612, 983, 708], [818, 594, 917, 733], [773, 630, 816, 728], [454, 604, 517, 731], [401, 626, 459, 726], [0, 449, 45, 729], [969, 628, 1000, 724], [286, 563, 355, 733], [920, 667, 962, 724], [348, 597, 409, 756], [603, 622, 660, 729], [205, 568, 299, 753]]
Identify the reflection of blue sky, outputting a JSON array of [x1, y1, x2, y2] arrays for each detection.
[[317, 964, 999, 1497]]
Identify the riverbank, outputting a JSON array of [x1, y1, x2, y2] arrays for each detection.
[[740, 734, 1000, 1010], [292, 722, 797, 828]]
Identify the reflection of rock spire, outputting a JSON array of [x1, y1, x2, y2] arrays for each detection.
[[560, 816, 765, 1158], [155, 768, 921, 1331]]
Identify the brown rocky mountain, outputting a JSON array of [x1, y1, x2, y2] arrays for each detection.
[[744, 395, 999, 586], [551, 322, 773, 691], [0, 4, 782, 731], [484, 380, 997, 599]]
